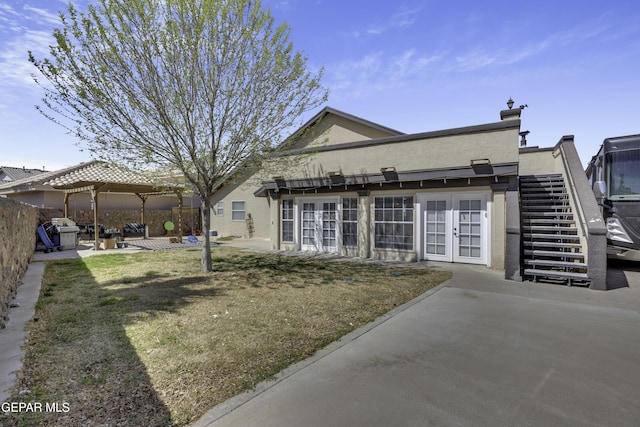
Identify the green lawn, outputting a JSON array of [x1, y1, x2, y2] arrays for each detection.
[[1, 247, 451, 426]]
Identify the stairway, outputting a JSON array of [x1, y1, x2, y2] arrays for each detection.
[[520, 174, 590, 286]]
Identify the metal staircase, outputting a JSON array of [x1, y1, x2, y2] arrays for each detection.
[[520, 174, 590, 286]]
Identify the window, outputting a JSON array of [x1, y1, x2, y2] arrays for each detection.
[[231, 201, 246, 221], [374, 196, 414, 250], [606, 150, 640, 200], [282, 199, 294, 242], [342, 198, 358, 247], [216, 201, 224, 216]]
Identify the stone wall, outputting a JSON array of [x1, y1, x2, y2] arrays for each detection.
[[40, 208, 200, 237], [0, 198, 38, 329]]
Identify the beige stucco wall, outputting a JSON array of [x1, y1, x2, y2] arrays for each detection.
[[209, 182, 270, 238], [292, 114, 399, 149], [281, 127, 520, 180], [491, 190, 506, 270], [518, 148, 562, 176]]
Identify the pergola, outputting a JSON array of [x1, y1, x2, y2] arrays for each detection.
[[42, 160, 186, 250]]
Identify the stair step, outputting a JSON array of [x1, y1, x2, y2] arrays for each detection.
[[520, 193, 569, 203], [520, 179, 564, 184], [523, 226, 578, 233], [524, 268, 589, 281], [523, 219, 576, 225], [524, 249, 585, 259], [521, 212, 574, 217], [520, 183, 566, 188], [521, 199, 569, 205], [520, 193, 568, 198], [524, 259, 587, 269], [520, 174, 563, 180], [521, 206, 571, 211], [523, 233, 580, 241], [520, 182, 565, 186], [523, 241, 582, 248]]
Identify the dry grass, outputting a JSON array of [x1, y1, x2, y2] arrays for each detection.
[[1, 247, 451, 426]]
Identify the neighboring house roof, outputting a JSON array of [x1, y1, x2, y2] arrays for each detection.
[[0, 166, 47, 182], [0, 160, 182, 195]]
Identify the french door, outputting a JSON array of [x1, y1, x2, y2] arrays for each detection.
[[300, 199, 338, 252], [422, 192, 488, 265]]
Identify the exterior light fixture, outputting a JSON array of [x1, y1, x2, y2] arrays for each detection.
[[470, 158, 491, 166], [328, 171, 345, 185], [507, 98, 514, 110], [380, 167, 398, 181], [273, 176, 285, 188]]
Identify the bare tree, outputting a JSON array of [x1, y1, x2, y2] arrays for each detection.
[[29, 0, 327, 271]]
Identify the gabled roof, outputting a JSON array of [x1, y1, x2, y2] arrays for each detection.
[[0, 166, 46, 182], [279, 106, 405, 150], [0, 160, 181, 195], [299, 106, 405, 137]]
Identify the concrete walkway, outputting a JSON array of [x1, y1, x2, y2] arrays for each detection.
[[3, 239, 639, 426], [194, 262, 640, 427], [0, 263, 45, 403]]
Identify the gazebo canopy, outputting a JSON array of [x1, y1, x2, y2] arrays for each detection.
[[42, 160, 181, 194], [0, 160, 186, 250]]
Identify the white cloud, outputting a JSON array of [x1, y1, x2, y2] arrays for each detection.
[[391, 7, 420, 29], [452, 22, 611, 72], [0, 27, 54, 112], [363, 5, 422, 36], [24, 5, 60, 26], [0, 3, 19, 16], [327, 49, 440, 99]]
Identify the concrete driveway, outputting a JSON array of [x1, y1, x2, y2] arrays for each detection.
[[194, 262, 640, 427]]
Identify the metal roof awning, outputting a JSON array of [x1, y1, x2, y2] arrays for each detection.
[[254, 163, 518, 197]]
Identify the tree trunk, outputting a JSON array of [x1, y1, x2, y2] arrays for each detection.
[[200, 196, 213, 272]]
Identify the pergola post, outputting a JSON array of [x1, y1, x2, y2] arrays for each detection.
[[63, 192, 70, 219], [90, 187, 100, 250], [136, 193, 148, 239], [176, 191, 183, 243]]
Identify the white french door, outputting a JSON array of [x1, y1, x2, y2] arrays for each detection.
[[422, 192, 489, 265], [300, 199, 338, 252], [424, 198, 451, 262]]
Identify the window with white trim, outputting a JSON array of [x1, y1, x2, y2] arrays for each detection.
[[216, 201, 224, 216], [374, 196, 414, 250], [231, 201, 246, 221], [281, 199, 294, 242], [342, 198, 358, 247]]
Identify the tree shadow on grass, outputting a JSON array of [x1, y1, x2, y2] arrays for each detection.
[[0, 256, 234, 427]]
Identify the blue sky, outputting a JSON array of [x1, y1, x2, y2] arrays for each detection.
[[1, 0, 639, 171]]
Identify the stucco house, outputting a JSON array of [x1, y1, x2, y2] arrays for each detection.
[[209, 105, 608, 290]]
